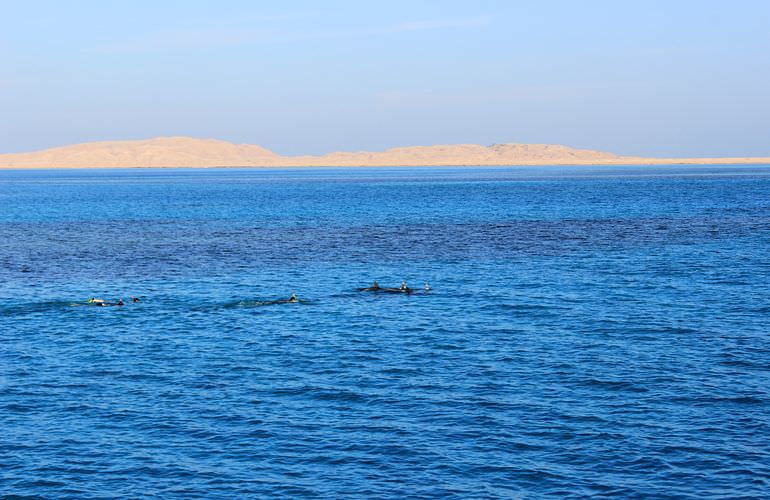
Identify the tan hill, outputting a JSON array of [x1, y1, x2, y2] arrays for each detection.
[[0, 137, 279, 168], [289, 143, 637, 166], [0, 136, 768, 168]]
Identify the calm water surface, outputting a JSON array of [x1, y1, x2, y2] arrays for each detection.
[[1, 166, 769, 498]]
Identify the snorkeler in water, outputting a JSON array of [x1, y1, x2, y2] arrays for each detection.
[[358, 281, 382, 292], [84, 297, 132, 307]]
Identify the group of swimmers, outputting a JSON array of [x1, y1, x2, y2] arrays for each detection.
[[86, 296, 141, 307], [83, 282, 430, 308]]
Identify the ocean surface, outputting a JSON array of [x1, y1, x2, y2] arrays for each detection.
[[1, 165, 769, 498]]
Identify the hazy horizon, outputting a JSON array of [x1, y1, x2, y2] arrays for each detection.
[[2, 0, 769, 157]]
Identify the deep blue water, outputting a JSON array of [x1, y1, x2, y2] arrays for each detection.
[[1, 165, 769, 498]]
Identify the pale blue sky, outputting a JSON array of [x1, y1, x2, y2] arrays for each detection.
[[2, 0, 769, 156]]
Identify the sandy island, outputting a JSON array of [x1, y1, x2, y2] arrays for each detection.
[[0, 137, 768, 169]]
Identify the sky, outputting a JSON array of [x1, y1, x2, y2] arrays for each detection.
[[1, 0, 769, 157]]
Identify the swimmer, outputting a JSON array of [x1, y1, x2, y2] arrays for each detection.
[[400, 281, 408, 291], [359, 281, 382, 292], [116, 298, 125, 306], [288, 292, 299, 303], [131, 296, 141, 303], [88, 297, 105, 305], [423, 283, 432, 292]]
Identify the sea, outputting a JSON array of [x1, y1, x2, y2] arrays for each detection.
[[1, 165, 769, 498]]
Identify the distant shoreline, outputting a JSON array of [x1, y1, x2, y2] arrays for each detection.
[[3, 161, 770, 171], [1, 136, 768, 169]]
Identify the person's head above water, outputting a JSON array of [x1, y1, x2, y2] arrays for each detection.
[[400, 281, 407, 289], [131, 296, 140, 303], [424, 283, 431, 291], [289, 292, 298, 302]]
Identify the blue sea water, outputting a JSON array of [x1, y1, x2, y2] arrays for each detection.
[[1, 165, 769, 498]]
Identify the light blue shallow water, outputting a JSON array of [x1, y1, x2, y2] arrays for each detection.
[[1, 165, 769, 498]]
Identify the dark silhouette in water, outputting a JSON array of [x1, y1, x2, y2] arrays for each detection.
[[358, 281, 432, 295], [358, 281, 381, 292]]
